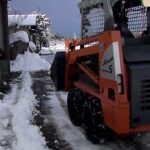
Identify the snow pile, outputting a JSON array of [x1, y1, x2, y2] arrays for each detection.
[[40, 40, 65, 55], [9, 31, 29, 45], [0, 72, 48, 150], [0, 100, 12, 144], [11, 51, 50, 72], [29, 41, 36, 52], [12, 72, 48, 150], [49, 40, 65, 52], [40, 47, 51, 55]]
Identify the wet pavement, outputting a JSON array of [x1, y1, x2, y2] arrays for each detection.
[[31, 71, 72, 150]]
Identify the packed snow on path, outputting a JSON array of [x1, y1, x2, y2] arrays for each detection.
[[10, 51, 50, 72], [6, 48, 51, 149], [48, 92, 113, 150], [47, 86, 150, 150], [0, 72, 48, 150], [40, 40, 65, 55]]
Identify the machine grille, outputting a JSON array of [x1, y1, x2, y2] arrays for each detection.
[[128, 64, 150, 127], [141, 79, 150, 111]]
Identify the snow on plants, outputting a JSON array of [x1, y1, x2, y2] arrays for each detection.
[[29, 41, 36, 52], [0, 72, 48, 150], [9, 31, 29, 45], [10, 51, 50, 72]]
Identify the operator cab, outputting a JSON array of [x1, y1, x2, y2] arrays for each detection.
[[113, 0, 150, 127], [79, 0, 150, 128]]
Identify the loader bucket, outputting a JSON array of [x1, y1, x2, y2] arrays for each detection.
[[50, 51, 66, 90]]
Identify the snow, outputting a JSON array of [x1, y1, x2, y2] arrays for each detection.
[[48, 92, 109, 150], [49, 40, 65, 52], [0, 72, 48, 150], [9, 31, 29, 44], [40, 40, 65, 55], [8, 15, 37, 27], [10, 51, 50, 72], [29, 41, 36, 52], [40, 47, 52, 55]]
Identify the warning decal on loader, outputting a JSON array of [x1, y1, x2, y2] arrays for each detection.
[[101, 42, 121, 81], [102, 56, 114, 74]]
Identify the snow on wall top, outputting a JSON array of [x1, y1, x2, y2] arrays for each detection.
[[9, 31, 29, 44], [8, 14, 38, 27]]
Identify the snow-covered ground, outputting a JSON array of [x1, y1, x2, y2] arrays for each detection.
[[40, 40, 65, 55], [0, 72, 48, 150], [0, 47, 52, 149], [49, 40, 65, 52], [48, 92, 109, 150]]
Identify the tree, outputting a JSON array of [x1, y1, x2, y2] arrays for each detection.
[[36, 13, 51, 48]]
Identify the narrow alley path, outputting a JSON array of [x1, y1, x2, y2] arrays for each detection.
[[31, 71, 72, 150]]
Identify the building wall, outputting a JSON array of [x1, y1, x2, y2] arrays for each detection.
[[0, 2, 4, 51], [0, 0, 10, 81], [0, 0, 9, 59]]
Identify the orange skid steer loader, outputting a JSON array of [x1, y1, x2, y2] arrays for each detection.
[[50, 0, 150, 143]]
